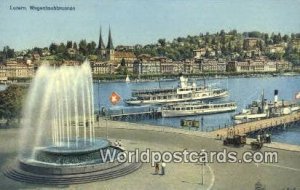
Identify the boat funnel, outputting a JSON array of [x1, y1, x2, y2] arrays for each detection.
[[274, 90, 279, 103]]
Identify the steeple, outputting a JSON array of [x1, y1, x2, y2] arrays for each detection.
[[107, 27, 114, 49], [98, 27, 105, 50]]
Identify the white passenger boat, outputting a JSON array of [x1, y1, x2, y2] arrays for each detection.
[[161, 101, 237, 117], [125, 76, 228, 105], [233, 109, 268, 120]]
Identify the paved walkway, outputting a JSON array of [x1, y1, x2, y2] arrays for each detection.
[[1, 121, 300, 190], [100, 118, 300, 152]]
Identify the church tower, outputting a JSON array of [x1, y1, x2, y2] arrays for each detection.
[[97, 27, 106, 57], [106, 27, 115, 61]]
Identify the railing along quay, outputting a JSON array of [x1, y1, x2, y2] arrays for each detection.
[[210, 112, 300, 137]]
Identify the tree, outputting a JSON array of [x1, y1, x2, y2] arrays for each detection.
[[220, 30, 225, 37], [73, 42, 78, 50], [264, 33, 270, 45], [32, 47, 43, 55], [3, 46, 15, 59], [228, 29, 237, 36], [116, 58, 128, 75], [258, 40, 265, 51], [0, 85, 27, 126], [79, 40, 88, 55], [228, 42, 233, 52], [158, 39, 166, 47], [248, 31, 262, 38], [87, 41, 96, 55], [49, 43, 58, 54], [120, 58, 126, 66], [57, 43, 66, 54], [66, 41, 73, 49], [282, 34, 289, 43]]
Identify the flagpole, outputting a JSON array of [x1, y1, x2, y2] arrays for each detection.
[[108, 92, 121, 140]]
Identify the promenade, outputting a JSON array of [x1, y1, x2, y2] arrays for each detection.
[[1, 120, 300, 190]]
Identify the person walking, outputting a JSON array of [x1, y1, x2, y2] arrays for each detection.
[[161, 162, 166, 175], [155, 162, 159, 175]]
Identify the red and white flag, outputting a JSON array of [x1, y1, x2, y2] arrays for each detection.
[[295, 92, 300, 99], [110, 92, 121, 105]]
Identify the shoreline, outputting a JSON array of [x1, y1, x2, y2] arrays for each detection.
[[1, 71, 299, 85]]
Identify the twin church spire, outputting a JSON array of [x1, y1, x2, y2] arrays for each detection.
[[98, 26, 114, 50], [98, 26, 114, 60], [98, 27, 105, 50]]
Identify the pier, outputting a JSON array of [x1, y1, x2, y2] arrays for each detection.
[[210, 112, 300, 137]]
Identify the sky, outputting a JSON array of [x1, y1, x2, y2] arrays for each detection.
[[0, 0, 299, 50]]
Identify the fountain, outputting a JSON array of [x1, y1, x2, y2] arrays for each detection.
[[4, 61, 141, 185]]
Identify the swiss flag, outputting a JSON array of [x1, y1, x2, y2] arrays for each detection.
[[110, 92, 121, 105]]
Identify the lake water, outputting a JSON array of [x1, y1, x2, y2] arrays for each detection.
[[93, 75, 300, 145], [1, 75, 299, 145]]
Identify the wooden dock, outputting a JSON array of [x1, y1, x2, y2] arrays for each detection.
[[210, 112, 300, 137]]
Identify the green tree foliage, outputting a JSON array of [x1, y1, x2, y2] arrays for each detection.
[[2, 30, 299, 66], [120, 58, 126, 66], [2, 46, 15, 59], [158, 39, 166, 47], [116, 58, 128, 75], [87, 41, 97, 55], [79, 40, 88, 55], [66, 41, 73, 49], [32, 47, 43, 55], [49, 43, 58, 54], [57, 43, 66, 54], [73, 42, 78, 50], [0, 85, 27, 126], [247, 31, 263, 38]]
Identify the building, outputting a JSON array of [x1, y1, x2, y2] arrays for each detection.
[[199, 59, 227, 73], [111, 51, 136, 64], [193, 47, 217, 59], [183, 60, 201, 74], [133, 60, 160, 75], [133, 56, 176, 75], [137, 54, 152, 62], [227, 60, 278, 73], [0, 64, 6, 79], [97, 27, 137, 65], [0, 60, 34, 78], [92, 61, 115, 74], [266, 44, 285, 54], [62, 60, 81, 66], [276, 60, 292, 71], [160, 61, 176, 74], [243, 37, 260, 50], [291, 38, 300, 50], [193, 48, 206, 59]]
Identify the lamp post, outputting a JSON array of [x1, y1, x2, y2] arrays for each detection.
[[201, 149, 206, 185], [106, 116, 108, 139]]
